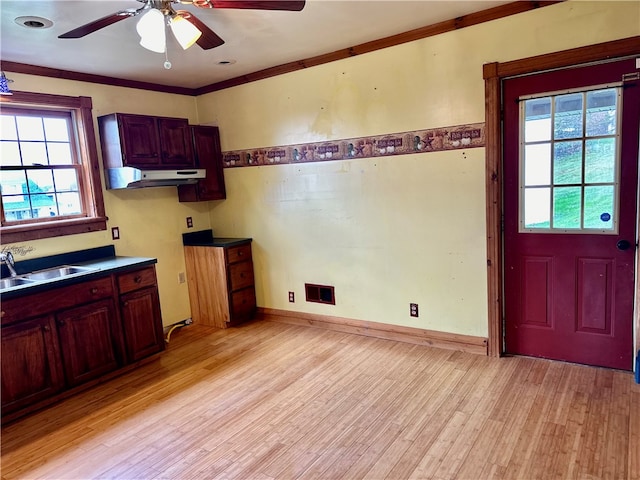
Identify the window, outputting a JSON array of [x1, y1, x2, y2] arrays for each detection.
[[519, 86, 621, 233], [0, 92, 106, 242]]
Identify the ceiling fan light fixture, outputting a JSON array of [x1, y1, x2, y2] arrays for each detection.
[[136, 8, 166, 53], [170, 15, 202, 50]]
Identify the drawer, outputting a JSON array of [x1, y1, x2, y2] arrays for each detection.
[[1, 276, 114, 326], [228, 261, 254, 292], [230, 287, 256, 322], [117, 267, 157, 294], [226, 243, 252, 265]]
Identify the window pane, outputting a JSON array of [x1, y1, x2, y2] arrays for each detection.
[[524, 143, 551, 186], [554, 141, 582, 185], [585, 138, 616, 183], [53, 169, 79, 192], [524, 187, 550, 228], [0, 170, 27, 197], [1, 141, 21, 166], [0, 116, 17, 140], [586, 89, 617, 137], [27, 169, 54, 193], [553, 187, 581, 229], [43, 117, 70, 142], [16, 116, 45, 141], [56, 192, 82, 215], [48, 143, 74, 165], [524, 98, 551, 142], [20, 142, 48, 165], [584, 186, 614, 229], [554, 93, 583, 140], [31, 194, 56, 218]]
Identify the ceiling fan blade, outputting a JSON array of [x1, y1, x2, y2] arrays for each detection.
[[58, 10, 138, 39], [208, 0, 305, 11], [176, 10, 225, 50]]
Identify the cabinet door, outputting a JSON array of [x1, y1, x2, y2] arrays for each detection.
[[178, 126, 226, 201], [120, 287, 165, 362], [56, 299, 121, 387], [119, 114, 162, 166], [1, 316, 64, 414], [158, 118, 194, 167]]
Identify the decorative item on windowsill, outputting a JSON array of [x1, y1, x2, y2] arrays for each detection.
[[0, 72, 14, 95]]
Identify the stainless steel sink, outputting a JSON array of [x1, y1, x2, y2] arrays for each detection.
[[24, 265, 95, 281], [0, 277, 36, 289]]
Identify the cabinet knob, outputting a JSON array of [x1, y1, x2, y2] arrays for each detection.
[[90, 287, 98, 294], [57, 319, 66, 326], [134, 275, 142, 283], [43, 325, 50, 332], [1, 311, 4, 318], [123, 301, 129, 307], [238, 251, 244, 257]]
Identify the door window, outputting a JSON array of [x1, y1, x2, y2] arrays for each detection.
[[519, 86, 621, 233]]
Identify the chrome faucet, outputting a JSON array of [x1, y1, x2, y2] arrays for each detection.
[[0, 251, 18, 277]]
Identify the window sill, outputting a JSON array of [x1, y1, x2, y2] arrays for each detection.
[[1, 217, 108, 243]]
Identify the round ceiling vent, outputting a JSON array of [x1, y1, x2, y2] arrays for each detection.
[[15, 16, 53, 29]]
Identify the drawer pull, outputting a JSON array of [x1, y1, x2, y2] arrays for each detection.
[[90, 287, 99, 294], [134, 275, 143, 283], [238, 251, 244, 256]]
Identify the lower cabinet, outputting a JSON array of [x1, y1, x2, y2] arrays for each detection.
[[0, 264, 164, 422], [118, 268, 164, 362], [1, 316, 64, 415], [184, 240, 256, 328], [57, 298, 122, 387]]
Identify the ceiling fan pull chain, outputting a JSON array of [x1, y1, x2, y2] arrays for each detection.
[[164, 48, 172, 70]]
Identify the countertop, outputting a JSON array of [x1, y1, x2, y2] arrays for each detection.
[[0, 245, 156, 299], [183, 237, 252, 248], [182, 229, 252, 248]]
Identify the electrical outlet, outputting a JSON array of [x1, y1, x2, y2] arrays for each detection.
[[178, 272, 186, 284], [186, 217, 193, 228], [288, 291, 295, 302], [111, 227, 120, 240], [410, 303, 419, 317]]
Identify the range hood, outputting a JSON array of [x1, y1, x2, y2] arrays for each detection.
[[106, 167, 206, 190]]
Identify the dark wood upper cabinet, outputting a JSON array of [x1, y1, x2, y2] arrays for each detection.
[[178, 125, 226, 202], [157, 118, 194, 168], [99, 113, 195, 169]]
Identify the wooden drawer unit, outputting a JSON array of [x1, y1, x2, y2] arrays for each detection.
[[117, 267, 157, 294], [184, 239, 256, 329], [229, 261, 254, 291], [1, 276, 113, 326], [226, 243, 252, 264]]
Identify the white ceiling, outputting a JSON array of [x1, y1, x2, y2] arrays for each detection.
[[1, 0, 511, 90]]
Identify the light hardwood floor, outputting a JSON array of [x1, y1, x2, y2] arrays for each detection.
[[2, 318, 639, 479]]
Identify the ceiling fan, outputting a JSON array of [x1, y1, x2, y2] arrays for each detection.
[[58, 0, 306, 51]]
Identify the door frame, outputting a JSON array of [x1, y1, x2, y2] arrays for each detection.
[[483, 35, 640, 358]]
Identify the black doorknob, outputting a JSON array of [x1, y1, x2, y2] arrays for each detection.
[[617, 239, 631, 251]]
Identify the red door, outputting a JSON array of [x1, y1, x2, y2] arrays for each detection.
[[503, 58, 639, 370]]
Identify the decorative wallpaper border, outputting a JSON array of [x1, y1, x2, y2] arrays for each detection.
[[222, 122, 485, 168]]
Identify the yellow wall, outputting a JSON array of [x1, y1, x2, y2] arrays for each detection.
[[2, 1, 638, 334], [197, 0, 639, 337], [0, 76, 212, 326]]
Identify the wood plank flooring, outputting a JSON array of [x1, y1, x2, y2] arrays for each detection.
[[2, 319, 639, 479]]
